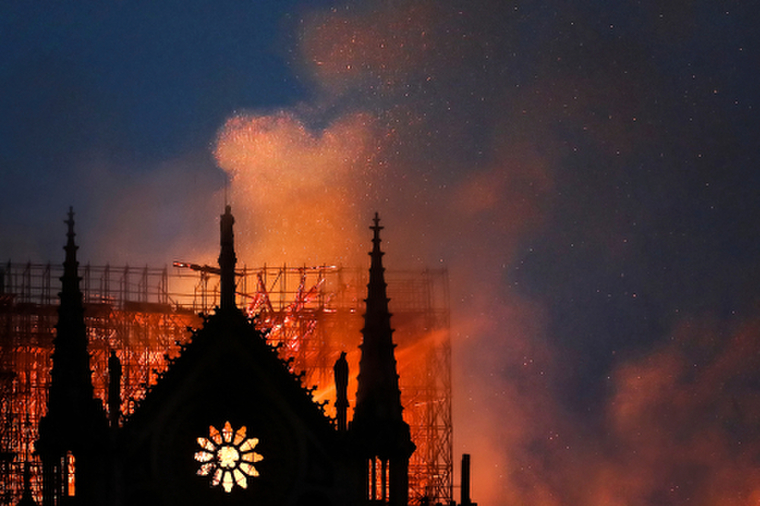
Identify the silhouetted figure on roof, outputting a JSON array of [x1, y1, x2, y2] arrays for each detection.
[[334, 351, 349, 432]]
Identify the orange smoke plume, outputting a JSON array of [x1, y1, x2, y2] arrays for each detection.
[[602, 316, 760, 505], [214, 111, 376, 266]]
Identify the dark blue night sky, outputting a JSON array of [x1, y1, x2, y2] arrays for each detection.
[[2, 1, 760, 503]]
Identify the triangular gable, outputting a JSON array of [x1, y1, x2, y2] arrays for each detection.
[[120, 308, 348, 506]]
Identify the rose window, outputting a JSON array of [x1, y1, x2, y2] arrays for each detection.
[[195, 421, 263, 493]]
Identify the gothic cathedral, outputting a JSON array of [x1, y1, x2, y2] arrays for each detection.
[[34, 207, 414, 506]]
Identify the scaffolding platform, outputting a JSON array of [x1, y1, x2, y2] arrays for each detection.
[[0, 261, 452, 505]]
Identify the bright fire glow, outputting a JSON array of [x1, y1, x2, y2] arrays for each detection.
[[66, 452, 75, 497]]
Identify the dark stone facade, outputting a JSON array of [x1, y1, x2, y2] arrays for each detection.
[[34, 207, 413, 506]]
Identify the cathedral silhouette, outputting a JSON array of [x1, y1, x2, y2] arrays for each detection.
[[33, 206, 414, 506]]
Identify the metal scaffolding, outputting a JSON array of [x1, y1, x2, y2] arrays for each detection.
[[0, 262, 452, 505]]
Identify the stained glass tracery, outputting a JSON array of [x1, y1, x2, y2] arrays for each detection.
[[195, 422, 263, 493]]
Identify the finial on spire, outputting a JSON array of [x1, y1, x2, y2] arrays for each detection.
[[64, 206, 77, 254], [62, 207, 80, 283], [370, 212, 385, 261], [371, 211, 383, 239], [65, 206, 75, 236]]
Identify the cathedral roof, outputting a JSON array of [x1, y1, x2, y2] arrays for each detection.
[[122, 307, 333, 436], [118, 207, 343, 505]]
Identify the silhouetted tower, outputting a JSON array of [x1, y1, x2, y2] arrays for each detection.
[[351, 213, 415, 506], [36, 208, 108, 506], [218, 205, 237, 311]]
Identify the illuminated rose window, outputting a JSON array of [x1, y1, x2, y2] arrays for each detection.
[[195, 421, 263, 493]]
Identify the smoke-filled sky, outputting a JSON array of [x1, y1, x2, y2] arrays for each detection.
[[2, 1, 760, 504]]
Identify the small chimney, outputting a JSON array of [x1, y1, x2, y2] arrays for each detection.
[[461, 453, 476, 506]]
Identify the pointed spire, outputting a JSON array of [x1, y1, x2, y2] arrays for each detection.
[[49, 207, 97, 413], [61, 207, 80, 302], [64, 207, 77, 262], [352, 212, 408, 442], [37, 208, 107, 506], [366, 212, 390, 323], [351, 213, 414, 506], [218, 205, 237, 311]]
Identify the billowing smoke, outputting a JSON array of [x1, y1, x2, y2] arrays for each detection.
[[599, 317, 760, 504], [208, 1, 760, 504], [209, 2, 555, 503], [4, 0, 755, 504], [213, 111, 372, 266]]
